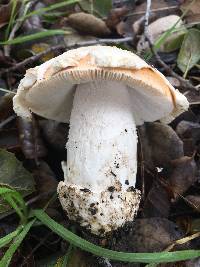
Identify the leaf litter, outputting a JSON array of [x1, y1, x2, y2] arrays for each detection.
[[0, 0, 200, 266]]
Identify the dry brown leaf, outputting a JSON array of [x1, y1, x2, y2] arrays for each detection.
[[39, 119, 68, 151], [181, 0, 200, 23], [110, 218, 187, 253], [17, 116, 47, 160], [169, 156, 197, 200], [143, 179, 171, 218], [176, 120, 200, 156], [106, 6, 129, 32], [68, 12, 111, 37], [139, 122, 184, 169]]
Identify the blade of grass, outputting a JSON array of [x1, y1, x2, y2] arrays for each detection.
[[0, 219, 35, 267], [0, 187, 27, 222], [62, 244, 73, 267], [3, 194, 26, 224], [0, 226, 23, 249], [0, 29, 69, 45], [23, 0, 80, 20], [33, 209, 200, 263], [5, 0, 18, 40], [144, 0, 197, 61]]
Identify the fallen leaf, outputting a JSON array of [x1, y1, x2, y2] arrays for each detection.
[[176, 120, 200, 155], [79, 0, 112, 17], [181, 0, 200, 23], [139, 122, 184, 169], [31, 43, 55, 62], [33, 161, 57, 207], [0, 149, 35, 213], [106, 6, 129, 32], [68, 12, 111, 37], [110, 218, 188, 253], [143, 179, 171, 218], [39, 119, 68, 151], [169, 156, 197, 200], [177, 29, 200, 74], [137, 15, 186, 52], [17, 116, 47, 160]]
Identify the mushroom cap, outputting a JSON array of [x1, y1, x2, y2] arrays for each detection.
[[13, 45, 189, 125]]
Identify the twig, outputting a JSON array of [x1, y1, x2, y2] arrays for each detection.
[[145, 35, 197, 92], [0, 114, 16, 129], [144, 0, 152, 37], [1, 45, 65, 75], [126, 5, 179, 17], [0, 36, 133, 75]]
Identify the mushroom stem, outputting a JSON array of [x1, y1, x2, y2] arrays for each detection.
[[58, 81, 141, 235]]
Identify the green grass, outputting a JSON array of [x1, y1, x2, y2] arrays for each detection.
[[2, 0, 79, 46], [0, 30, 69, 45], [0, 187, 200, 265]]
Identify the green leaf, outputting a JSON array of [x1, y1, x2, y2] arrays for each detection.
[[0, 30, 68, 45], [0, 150, 35, 213], [80, 0, 112, 17], [0, 226, 22, 249], [177, 29, 200, 74], [0, 220, 35, 267], [162, 29, 186, 52], [93, 0, 112, 17], [24, 0, 80, 19], [0, 187, 27, 223], [33, 209, 200, 264], [144, 0, 197, 61]]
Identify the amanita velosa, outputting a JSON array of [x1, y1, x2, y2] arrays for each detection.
[[13, 46, 189, 236]]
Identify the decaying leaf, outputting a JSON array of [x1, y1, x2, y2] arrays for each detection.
[[143, 179, 171, 218], [177, 29, 200, 74], [111, 218, 187, 253], [176, 120, 200, 155], [39, 119, 68, 151], [106, 6, 129, 32], [17, 117, 47, 160], [169, 156, 197, 200], [68, 12, 110, 37], [139, 122, 184, 169], [33, 161, 57, 195], [0, 149, 35, 213], [181, 0, 200, 23]]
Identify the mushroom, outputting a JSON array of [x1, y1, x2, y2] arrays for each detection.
[[13, 46, 189, 235]]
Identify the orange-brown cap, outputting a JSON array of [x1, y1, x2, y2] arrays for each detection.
[[13, 45, 189, 125]]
